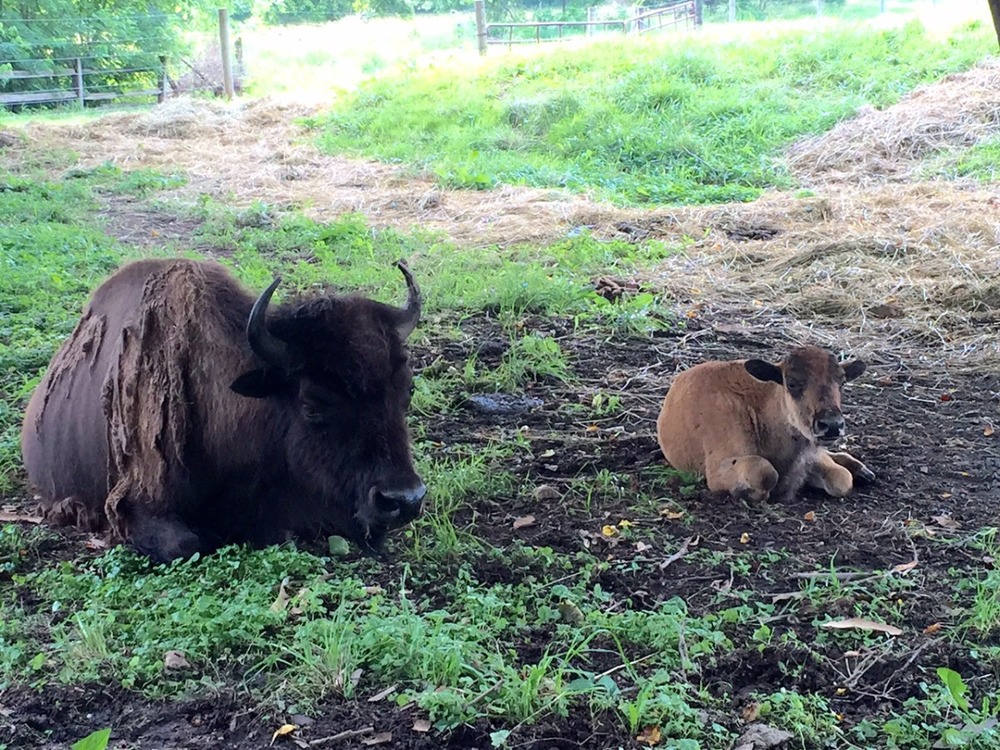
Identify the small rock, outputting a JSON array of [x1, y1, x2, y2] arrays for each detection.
[[532, 484, 560, 501], [736, 723, 794, 749], [163, 650, 191, 672]]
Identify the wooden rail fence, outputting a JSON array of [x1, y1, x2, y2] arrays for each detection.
[[474, 0, 701, 53], [0, 56, 170, 108]]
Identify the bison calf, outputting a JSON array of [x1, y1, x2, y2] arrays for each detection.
[[21, 258, 426, 562], [656, 346, 873, 503]]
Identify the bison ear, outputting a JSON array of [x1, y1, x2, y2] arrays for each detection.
[[230, 368, 287, 399], [842, 359, 866, 382], [744, 359, 783, 384]]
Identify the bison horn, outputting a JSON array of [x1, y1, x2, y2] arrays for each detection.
[[394, 260, 421, 340], [246, 277, 293, 369]]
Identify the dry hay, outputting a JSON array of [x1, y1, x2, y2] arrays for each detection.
[[623, 184, 1000, 373], [788, 58, 1000, 185], [6, 93, 1000, 373]]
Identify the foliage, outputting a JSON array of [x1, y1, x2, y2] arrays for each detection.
[[0, 1, 216, 105], [315, 20, 993, 205]]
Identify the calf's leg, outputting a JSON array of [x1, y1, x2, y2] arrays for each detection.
[[827, 451, 876, 482], [707, 455, 779, 503], [806, 451, 855, 498]]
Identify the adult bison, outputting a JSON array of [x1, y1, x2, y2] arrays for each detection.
[[21, 258, 427, 562], [656, 345, 874, 504]]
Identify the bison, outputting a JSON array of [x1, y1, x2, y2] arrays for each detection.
[[20, 258, 427, 562], [656, 345, 874, 503]]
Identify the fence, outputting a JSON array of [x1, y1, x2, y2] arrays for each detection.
[[0, 57, 170, 108], [474, 0, 701, 53]]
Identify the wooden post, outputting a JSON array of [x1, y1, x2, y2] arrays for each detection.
[[235, 37, 245, 80], [728, 0, 736, 22], [694, 0, 703, 27], [475, 0, 487, 56], [158, 55, 169, 103], [989, 0, 1000, 50], [218, 7, 234, 100], [587, 6, 595, 36], [73, 57, 84, 106]]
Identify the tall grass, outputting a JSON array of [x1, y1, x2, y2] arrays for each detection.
[[315, 19, 994, 204]]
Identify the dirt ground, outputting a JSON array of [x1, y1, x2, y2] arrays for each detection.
[[4, 309, 999, 749], [3, 68, 1000, 747]]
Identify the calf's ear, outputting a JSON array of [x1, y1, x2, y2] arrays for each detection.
[[841, 359, 866, 382], [230, 368, 286, 398], [744, 359, 783, 384]]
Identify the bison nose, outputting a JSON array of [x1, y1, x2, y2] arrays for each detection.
[[814, 414, 845, 439], [375, 483, 426, 523]]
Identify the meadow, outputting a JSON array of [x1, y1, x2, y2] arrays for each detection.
[[2, 5, 1000, 749]]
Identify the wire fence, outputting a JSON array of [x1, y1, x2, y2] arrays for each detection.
[[0, 12, 182, 108]]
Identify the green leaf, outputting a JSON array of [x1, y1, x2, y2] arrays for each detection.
[[490, 729, 511, 748], [937, 667, 970, 712], [327, 535, 351, 557], [72, 728, 111, 750]]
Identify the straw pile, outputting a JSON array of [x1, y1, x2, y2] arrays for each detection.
[[788, 59, 1000, 185], [7, 67, 1000, 372]]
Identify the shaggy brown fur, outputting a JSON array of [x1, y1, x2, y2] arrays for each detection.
[[656, 346, 874, 503], [22, 258, 425, 562]]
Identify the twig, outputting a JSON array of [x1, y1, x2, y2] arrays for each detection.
[[308, 727, 374, 746], [659, 536, 693, 570]]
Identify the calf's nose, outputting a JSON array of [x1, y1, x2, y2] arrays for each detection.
[[814, 413, 845, 437]]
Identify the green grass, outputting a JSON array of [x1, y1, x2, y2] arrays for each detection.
[[4, 114, 1000, 747], [312, 19, 994, 205]]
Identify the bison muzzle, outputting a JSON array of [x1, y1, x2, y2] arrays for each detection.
[[21, 258, 426, 562]]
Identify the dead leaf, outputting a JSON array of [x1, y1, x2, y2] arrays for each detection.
[[820, 617, 903, 636], [271, 577, 292, 612], [659, 508, 684, 520], [931, 514, 961, 530], [0, 511, 42, 524], [737, 723, 794, 749], [636, 725, 661, 745], [163, 650, 191, 672], [739, 532, 750, 544], [539, 449, 555, 458], [985, 425, 995, 437], [924, 622, 943, 635], [803, 510, 817, 522], [84, 536, 109, 550], [512, 515, 536, 530], [412, 719, 431, 733], [618, 519, 633, 529], [363, 585, 385, 596], [585, 424, 599, 434], [939, 392, 953, 402], [890, 560, 918, 574], [270, 724, 296, 745], [601, 524, 618, 537], [532, 484, 560, 501], [741, 701, 760, 722], [367, 684, 398, 703], [361, 731, 393, 746], [635, 541, 651, 553]]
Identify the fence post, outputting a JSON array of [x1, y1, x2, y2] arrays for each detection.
[[218, 7, 235, 100], [235, 37, 245, 81], [475, 0, 487, 55], [815, 0, 823, 16], [879, 0, 886, 11], [587, 6, 595, 36], [158, 56, 169, 103], [73, 57, 85, 107], [728, 0, 736, 22], [694, 0, 703, 27]]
